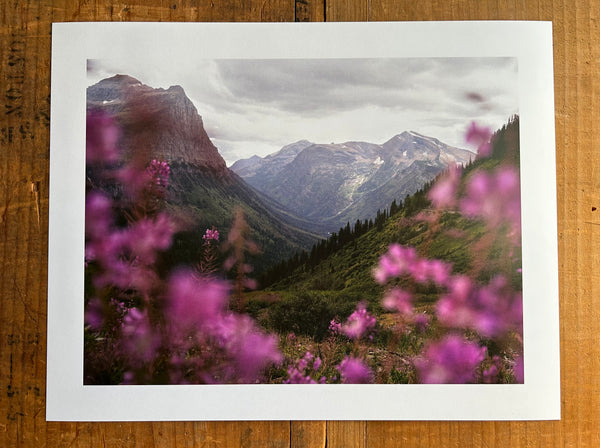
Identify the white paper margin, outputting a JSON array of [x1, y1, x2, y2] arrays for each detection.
[[48, 21, 560, 421]]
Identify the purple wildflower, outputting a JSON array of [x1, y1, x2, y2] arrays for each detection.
[[85, 192, 113, 239], [337, 356, 372, 384], [234, 327, 282, 382], [203, 227, 220, 242], [211, 313, 282, 383], [465, 121, 492, 157], [414, 334, 487, 383], [86, 110, 120, 163], [436, 274, 522, 338], [285, 352, 324, 384], [460, 166, 521, 242], [382, 288, 413, 316], [413, 313, 431, 332], [116, 164, 154, 201], [341, 302, 376, 340], [483, 356, 501, 383], [84, 297, 104, 331], [513, 356, 524, 383], [146, 159, 170, 188], [120, 307, 161, 367], [374, 244, 452, 287], [373, 244, 417, 284], [127, 213, 175, 264], [329, 319, 342, 335], [167, 269, 229, 328], [428, 164, 462, 209]]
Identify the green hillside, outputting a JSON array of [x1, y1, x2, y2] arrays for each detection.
[[163, 162, 321, 274], [250, 116, 521, 341]]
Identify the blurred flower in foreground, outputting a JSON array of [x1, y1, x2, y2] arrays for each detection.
[[436, 275, 523, 338], [86, 110, 120, 163], [337, 356, 372, 384], [414, 334, 486, 384], [341, 302, 376, 340], [428, 164, 462, 209], [460, 166, 521, 243], [374, 244, 452, 287], [465, 121, 492, 157]]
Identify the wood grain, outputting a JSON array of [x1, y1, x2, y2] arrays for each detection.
[[0, 0, 598, 446]]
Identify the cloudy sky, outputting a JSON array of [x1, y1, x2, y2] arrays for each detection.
[[88, 57, 518, 166]]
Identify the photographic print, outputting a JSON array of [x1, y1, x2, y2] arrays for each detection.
[[84, 57, 521, 386], [48, 21, 559, 420]]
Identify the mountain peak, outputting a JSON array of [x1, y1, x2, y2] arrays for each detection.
[[87, 75, 229, 176], [167, 84, 186, 95], [109, 73, 142, 85]]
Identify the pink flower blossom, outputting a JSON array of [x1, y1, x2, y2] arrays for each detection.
[[85, 192, 113, 239], [465, 121, 492, 157], [234, 327, 282, 382], [459, 166, 521, 242], [436, 275, 522, 338], [285, 352, 324, 384], [428, 164, 462, 208], [84, 297, 104, 330], [128, 213, 174, 264], [413, 313, 431, 332], [341, 302, 376, 340], [373, 244, 417, 284], [203, 227, 220, 242], [86, 110, 120, 163], [116, 164, 154, 200], [146, 159, 170, 188], [374, 244, 452, 287], [120, 307, 161, 367], [382, 288, 413, 316], [329, 319, 342, 334], [483, 356, 501, 383], [513, 356, 524, 383], [337, 356, 372, 384], [167, 270, 229, 327], [210, 313, 282, 383], [414, 334, 487, 384]]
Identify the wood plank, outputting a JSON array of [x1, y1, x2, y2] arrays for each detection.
[[290, 421, 326, 448], [326, 421, 365, 448], [325, 0, 368, 21], [201, 421, 290, 447], [295, 0, 325, 22]]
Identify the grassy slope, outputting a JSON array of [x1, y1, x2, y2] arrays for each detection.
[[252, 117, 521, 331]]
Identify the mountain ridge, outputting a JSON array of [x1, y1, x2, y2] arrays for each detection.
[[231, 132, 474, 231]]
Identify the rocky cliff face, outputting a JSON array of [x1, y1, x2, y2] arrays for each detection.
[[87, 75, 320, 273], [231, 132, 474, 231], [87, 74, 229, 177]]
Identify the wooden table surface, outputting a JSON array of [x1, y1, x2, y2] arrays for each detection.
[[1, 1, 598, 446]]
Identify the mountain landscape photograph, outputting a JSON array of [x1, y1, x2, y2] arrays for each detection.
[[83, 57, 523, 386]]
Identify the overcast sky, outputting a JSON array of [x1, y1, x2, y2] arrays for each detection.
[[88, 57, 518, 166]]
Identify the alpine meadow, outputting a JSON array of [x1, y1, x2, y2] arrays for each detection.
[[83, 58, 523, 385]]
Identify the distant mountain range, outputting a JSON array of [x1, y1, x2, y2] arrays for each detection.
[[231, 133, 474, 231]]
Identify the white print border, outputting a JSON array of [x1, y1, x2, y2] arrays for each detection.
[[48, 21, 559, 421]]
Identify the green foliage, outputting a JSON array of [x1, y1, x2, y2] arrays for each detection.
[[390, 366, 415, 384], [165, 162, 321, 274], [266, 291, 356, 341]]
